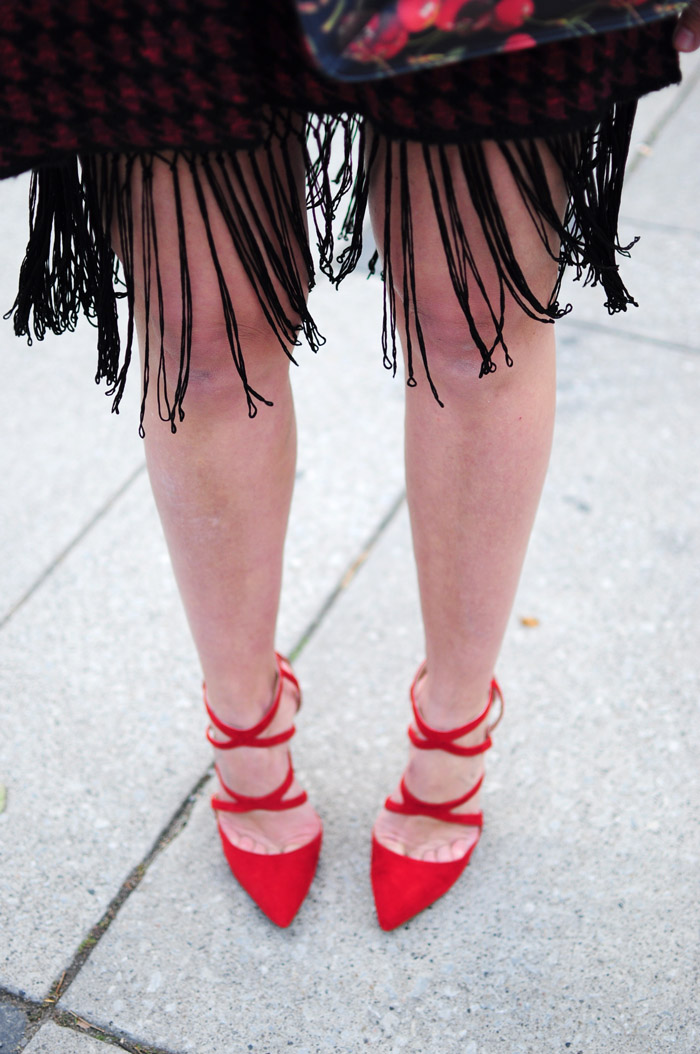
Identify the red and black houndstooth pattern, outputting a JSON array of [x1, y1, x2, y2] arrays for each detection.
[[0, 0, 681, 176]]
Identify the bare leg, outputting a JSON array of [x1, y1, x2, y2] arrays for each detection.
[[370, 138, 565, 861], [119, 149, 321, 854]]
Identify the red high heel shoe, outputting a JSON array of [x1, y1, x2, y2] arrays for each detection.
[[371, 664, 503, 931], [204, 653, 322, 927]]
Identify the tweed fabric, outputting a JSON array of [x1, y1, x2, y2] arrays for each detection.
[[0, 0, 681, 177]]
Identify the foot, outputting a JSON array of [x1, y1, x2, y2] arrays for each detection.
[[372, 675, 492, 863], [210, 672, 322, 856]]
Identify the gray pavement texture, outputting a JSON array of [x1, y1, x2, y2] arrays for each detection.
[[1, 52, 700, 1054]]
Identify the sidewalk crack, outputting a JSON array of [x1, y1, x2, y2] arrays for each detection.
[[289, 488, 406, 661], [0, 463, 147, 632], [563, 316, 700, 356], [4, 487, 406, 1052], [3, 767, 210, 1053], [619, 215, 700, 239]]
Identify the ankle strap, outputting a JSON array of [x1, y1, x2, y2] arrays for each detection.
[[408, 665, 503, 757], [383, 667, 504, 824], [386, 771, 485, 827], [212, 759, 308, 813], [204, 653, 300, 750]]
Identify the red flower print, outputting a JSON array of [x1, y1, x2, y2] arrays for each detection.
[[490, 0, 534, 32], [397, 0, 441, 32], [344, 13, 409, 62], [308, 0, 677, 79], [501, 31, 537, 51], [435, 0, 493, 33]]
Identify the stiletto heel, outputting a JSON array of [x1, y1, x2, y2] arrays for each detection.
[[204, 653, 322, 927], [371, 664, 503, 930]]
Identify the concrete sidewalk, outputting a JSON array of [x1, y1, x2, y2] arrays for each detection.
[[1, 56, 699, 1054]]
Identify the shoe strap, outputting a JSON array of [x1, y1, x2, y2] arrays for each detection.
[[204, 653, 300, 751], [409, 667, 503, 757], [383, 666, 504, 824], [384, 772, 484, 826], [212, 756, 308, 814]]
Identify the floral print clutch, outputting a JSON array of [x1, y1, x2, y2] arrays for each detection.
[[294, 0, 686, 80]]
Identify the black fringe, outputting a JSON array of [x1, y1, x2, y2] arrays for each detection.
[[6, 102, 639, 430], [358, 101, 639, 396]]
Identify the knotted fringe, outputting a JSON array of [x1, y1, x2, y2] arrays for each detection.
[[7, 117, 334, 434], [355, 101, 639, 397], [6, 102, 638, 429]]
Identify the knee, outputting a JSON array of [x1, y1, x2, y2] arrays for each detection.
[[143, 290, 297, 410], [400, 290, 553, 397]]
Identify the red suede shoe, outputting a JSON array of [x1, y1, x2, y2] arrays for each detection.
[[371, 665, 502, 931], [204, 653, 322, 927]]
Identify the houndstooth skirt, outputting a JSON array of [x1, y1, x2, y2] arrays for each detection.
[[0, 1, 682, 430]]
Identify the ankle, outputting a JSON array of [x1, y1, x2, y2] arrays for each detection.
[[204, 660, 279, 728], [413, 668, 493, 733]]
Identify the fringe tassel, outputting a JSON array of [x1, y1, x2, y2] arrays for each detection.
[[346, 101, 640, 393], [546, 100, 639, 313], [6, 103, 639, 427]]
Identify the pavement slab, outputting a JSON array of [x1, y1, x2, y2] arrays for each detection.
[[622, 55, 700, 231], [281, 269, 405, 651], [0, 171, 143, 623], [23, 1021, 118, 1054], [0, 471, 205, 1000], [560, 54, 700, 345], [57, 328, 699, 1053], [563, 218, 700, 352], [627, 48, 700, 161], [0, 1002, 29, 1054]]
